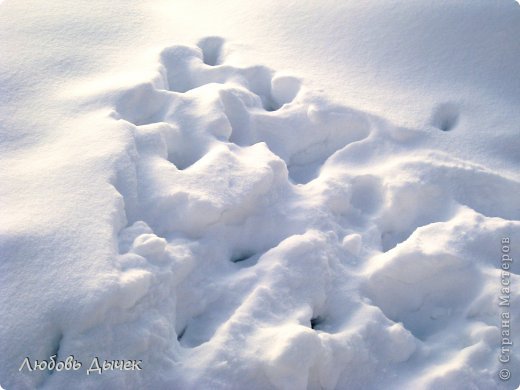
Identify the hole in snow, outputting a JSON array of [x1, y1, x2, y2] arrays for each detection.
[[230, 251, 260, 267], [310, 316, 325, 330], [197, 36, 225, 66], [287, 160, 324, 185], [263, 99, 282, 112], [431, 102, 460, 132], [177, 326, 187, 342], [168, 154, 199, 171], [269, 74, 301, 111]]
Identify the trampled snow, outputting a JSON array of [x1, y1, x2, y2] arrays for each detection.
[[0, 1, 519, 389]]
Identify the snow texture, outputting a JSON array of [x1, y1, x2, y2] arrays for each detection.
[[0, 1, 519, 389]]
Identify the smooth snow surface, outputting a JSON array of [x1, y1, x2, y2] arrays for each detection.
[[1, 1, 519, 389]]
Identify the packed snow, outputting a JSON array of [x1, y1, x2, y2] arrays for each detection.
[[1, 1, 519, 389]]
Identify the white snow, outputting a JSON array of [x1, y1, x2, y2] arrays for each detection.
[[1, 1, 519, 389]]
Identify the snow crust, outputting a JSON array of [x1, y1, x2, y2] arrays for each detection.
[[1, 1, 519, 389]]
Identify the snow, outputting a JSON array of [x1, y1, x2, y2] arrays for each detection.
[[1, 0, 519, 389]]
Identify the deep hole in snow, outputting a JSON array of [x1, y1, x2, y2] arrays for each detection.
[[310, 316, 325, 330], [197, 36, 225, 66]]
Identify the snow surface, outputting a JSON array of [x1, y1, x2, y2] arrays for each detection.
[[1, 0, 519, 389]]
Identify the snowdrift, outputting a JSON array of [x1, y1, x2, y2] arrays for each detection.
[[0, 1, 519, 389]]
